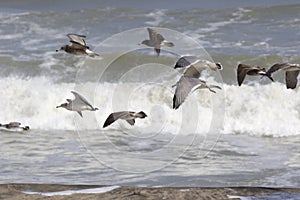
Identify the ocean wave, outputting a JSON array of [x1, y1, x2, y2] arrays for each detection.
[[0, 76, 299, 137], [223, 83, 300, 137], [145, 9, 170, 26]]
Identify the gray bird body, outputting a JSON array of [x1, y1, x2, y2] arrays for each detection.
[[57, 34, 99, 57], [173, 77, 221, 109], [182, 59, 223, 78], [103, 111, 147, 128], [0, 122, 30, 132], [237, 64, 273, 86], [141, 28, 174, 56], [265, 63, 300, 89], [56, 91, 98, 117]]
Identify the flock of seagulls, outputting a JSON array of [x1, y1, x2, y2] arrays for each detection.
[[1, 27, 299, 132], [237, 63, 300, 88]]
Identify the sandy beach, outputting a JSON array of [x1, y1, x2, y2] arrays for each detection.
[[0, 184, 299, 200]]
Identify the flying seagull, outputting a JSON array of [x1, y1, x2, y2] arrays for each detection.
[[172, 77, 221, 109], [0, 122, 30, 132], [103, 111, 147, 128], [56, 33, 99, 57], [265, 63, 300, 89], [179, 58, 223, 78], [141, 28, 174, 56], [56, 91, 99, 117], [172, 58, 223, 109], [237, 64, 274, 86], [174, 56, 222, 71]]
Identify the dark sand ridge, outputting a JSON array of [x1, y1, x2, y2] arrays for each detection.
[[0, 184, 299, 200]]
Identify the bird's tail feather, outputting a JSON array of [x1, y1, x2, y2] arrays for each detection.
[[162, 41, 174, 47]]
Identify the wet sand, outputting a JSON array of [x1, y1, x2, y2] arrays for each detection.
[[0, 184, 299, 200]]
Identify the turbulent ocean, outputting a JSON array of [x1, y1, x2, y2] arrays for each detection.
[[0, 0, 300, 188]]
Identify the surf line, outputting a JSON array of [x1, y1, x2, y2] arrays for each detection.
[[22, 185, 120, 196]]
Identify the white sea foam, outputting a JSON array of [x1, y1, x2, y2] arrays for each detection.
[[145, 9, 169, 26], [23, 185, 120, 196], [0, 76, 299, 137], [198, 8, 252, 34], [227, 195, 250, 200], [223, 82, 300, 137]]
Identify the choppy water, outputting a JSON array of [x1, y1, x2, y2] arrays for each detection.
[[0, 0, 299, 189]]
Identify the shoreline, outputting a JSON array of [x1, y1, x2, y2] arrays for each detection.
[[1, 184, 299, 200]]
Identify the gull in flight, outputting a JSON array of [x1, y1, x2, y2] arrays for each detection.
[[172, 57, 223, 109], [56, 91, 99, 117], [103, 111, 147, 128], [0, 122, 30, 132], [265, 63, 300, 89], [237, 63, 273, 86], [174, 56, 223, 72], [175, 56, 223, 78], [56, 33, 99, 57], [141, 28, 174, 56]]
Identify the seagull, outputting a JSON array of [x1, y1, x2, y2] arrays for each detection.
[[140, 28, 174, 56], [174, 56, 223, 78], [174, 56, 223, 70], [56, 91, 99, 117], [172, 58, 223, 109], [103, 111, 147, 128], [173, 76, 221, 109], [56, 33, 99, 57], [181, 59, 222, 78], [265, 63, 300, 89], [237, 64, 274, 86], [0, 122, 30, 132]]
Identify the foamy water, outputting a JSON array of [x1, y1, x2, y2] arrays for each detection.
[[0, 76, 299, 137]]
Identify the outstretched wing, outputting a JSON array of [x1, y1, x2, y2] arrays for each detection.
[[237, 64, 251, 86], [67, 33, 87, 46], [183, 63, 204, 78], [147, 28, 164, 44], [103, 111, 131, 128], [173, 77, 205, 109], [174, 56, 198, 69], [70, 41, 87, 50], [286, 71, 299, 89], [183, 60, 220, 78], [266, 63, 289, 76], [77, 111, 83, 117], [154, 48, 160, 56], [71, 91, 94, 109]]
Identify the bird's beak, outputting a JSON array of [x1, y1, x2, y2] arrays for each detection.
[[56, 105, 61, 108]]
